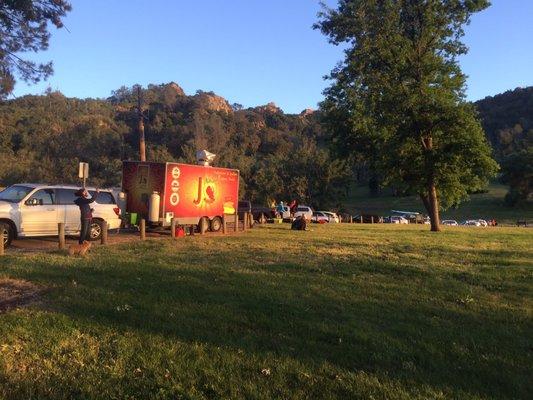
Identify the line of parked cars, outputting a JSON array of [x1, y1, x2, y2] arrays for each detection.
[[237, 201, 340, 224]]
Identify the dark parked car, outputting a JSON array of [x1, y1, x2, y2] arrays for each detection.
[[353, 214, 382, 223]]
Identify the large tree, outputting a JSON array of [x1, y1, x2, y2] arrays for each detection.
[[0, 0, 71, 98], [316, 0, 498, 231]]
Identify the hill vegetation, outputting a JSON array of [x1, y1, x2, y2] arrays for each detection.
[[0, 83, 349, 209], [0, 83, 531, 211]]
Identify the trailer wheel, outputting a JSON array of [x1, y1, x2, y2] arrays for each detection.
[[210, 216, 222, 232], [198, 217, 209, 234]]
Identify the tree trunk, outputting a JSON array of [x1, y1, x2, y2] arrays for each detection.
[[420, 182, 441, 232]]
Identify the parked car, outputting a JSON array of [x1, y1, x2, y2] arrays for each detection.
[[354, 214, 381, 223], [322, 211, 340, 223], [0, 184, 121, 246], [274, 205, 291, 219], [390, 216, 409, 224], [293, 205, 313, 220], [441, 220, 459, 226], [311, 211, 330, 223], [461, 220, 482, 226], [477, 219, 488, 227], [251, 205, 275, 224]]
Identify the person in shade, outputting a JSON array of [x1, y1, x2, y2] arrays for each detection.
[[74, 188, 99, 244]]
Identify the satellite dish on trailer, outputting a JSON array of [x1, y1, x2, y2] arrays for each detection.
[[196, 150, 216, 166]]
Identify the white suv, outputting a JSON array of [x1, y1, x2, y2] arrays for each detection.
[[0, 184, 121, 246], [294, 206, 313, 220]]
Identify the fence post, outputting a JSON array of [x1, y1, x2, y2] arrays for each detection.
[[222, 214, 227, 234], [234, 212, 238, 232], [349, 216, 353, 223], [101, 221, 108, 245], [360, 216, 363, 224], [140, 219, 146, 240], [248, 213, 253, 229], [200, 218, 206, 235], [58, 222, 65, 250], [171, 218, 176, 239], [0, 233, 4, 256], [371, 216, 374, 224]]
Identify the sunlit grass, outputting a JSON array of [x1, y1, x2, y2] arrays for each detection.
[[0, 224, 531, 399]]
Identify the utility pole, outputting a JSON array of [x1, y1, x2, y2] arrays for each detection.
[[137, 85, 146, 162]]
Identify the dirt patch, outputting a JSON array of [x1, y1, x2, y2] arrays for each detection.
[[0, 278, 43, 313]]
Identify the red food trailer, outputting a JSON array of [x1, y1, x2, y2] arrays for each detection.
[[122, 161, 239, 231]]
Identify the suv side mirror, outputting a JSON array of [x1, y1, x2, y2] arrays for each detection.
[[25, 198, 42, 206]]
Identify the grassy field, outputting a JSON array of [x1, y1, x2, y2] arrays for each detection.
[[345, 183, 533, 226], [0, 224, 532, 399]]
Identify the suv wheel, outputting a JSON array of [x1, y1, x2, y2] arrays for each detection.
[[90, 220, 104, 241], [0, 222, 13, 247]]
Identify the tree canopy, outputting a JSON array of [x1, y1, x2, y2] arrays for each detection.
[[0, 0, 71, 98], [316, 0, 498, 231]]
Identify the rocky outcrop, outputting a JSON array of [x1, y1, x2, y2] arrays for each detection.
[[193, 91, 233, 113], [300, 108, 315, 117], [254, 102, 283, 114]]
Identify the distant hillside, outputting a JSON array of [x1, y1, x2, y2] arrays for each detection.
[[0, 83, 350, 209], [475, 86, 533, 158], [0, 83, 530, 208]]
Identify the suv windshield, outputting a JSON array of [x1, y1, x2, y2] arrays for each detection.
[[0, 185, 34, 203]]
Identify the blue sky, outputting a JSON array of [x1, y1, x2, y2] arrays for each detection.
[[11, 0, 533, 113]]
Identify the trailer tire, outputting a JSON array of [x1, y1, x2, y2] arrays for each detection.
[[0, 222, 13, 247], [210, 216, 222, 232], [198, 217, 209, 234]]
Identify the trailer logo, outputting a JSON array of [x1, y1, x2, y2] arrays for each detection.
[[169, 167, 181, 206]]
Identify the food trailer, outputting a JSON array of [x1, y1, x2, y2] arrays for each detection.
[[122, 161, 239, 232]]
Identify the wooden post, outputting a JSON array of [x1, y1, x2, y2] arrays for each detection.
[[222, 214, 227, 234], [199, 218, 206, 235], [360, 216, 363, 224], [140, 219, 146, 240], [248, 213, 253, 229], [234, 212, 238, 232], [243, 213, 247, 232], [349, 216, 353, 223], [101, 221, 108, 245], [371, 216, 374, 224], [137, 86, 146, 162], [58, 222, 65, 250], [171, 218, 176, 239], [0, 232, 4, 256]]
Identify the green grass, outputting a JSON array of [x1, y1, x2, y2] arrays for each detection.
[[345, 183, 533, 225], [0, 224, 532, 399]]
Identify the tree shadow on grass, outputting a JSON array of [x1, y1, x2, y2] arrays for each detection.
[[1, 241, 531, 399]]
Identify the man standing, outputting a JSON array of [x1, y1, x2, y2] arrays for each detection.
[[74, 188, 99, 244]]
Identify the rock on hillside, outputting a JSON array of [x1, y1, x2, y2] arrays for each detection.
[[192, 91, 233, 113]]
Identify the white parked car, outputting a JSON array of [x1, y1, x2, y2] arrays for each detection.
[[477, 219, 488, 227], [441, 220, 459, 226], [390, 216, 409, 224], [0, 184, 121, 246], [311, 211, 330, 223], [462, 220, 482, 227], [294, 205, 313, 220], [322, 211, 340, 223]]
